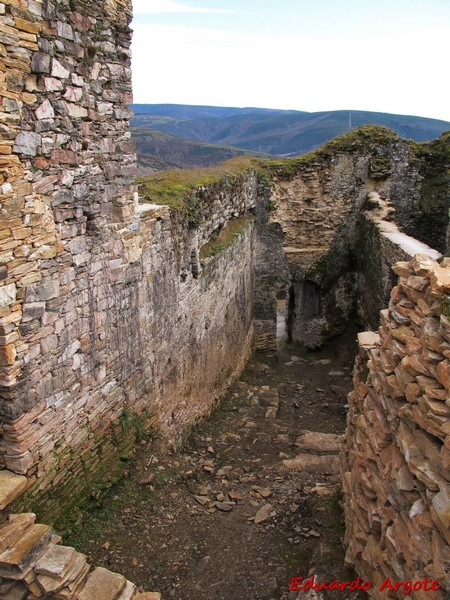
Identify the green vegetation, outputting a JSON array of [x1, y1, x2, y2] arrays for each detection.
[[199, 215, 254, 260], [132, 127, 269, 171], [137, 158, 258, 228], [250, 125, 401, 183], [440, 296, 450, 319], [60, 476, 155, 548], [119, 408, 148, 445]]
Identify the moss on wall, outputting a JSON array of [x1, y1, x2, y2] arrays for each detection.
[[137, 157, 258, 228]]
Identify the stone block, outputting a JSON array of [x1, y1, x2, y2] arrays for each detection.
[[0, 514, 36, 554], [31, 52, 50, 73], [282, 454, 340, 474], [0, 470, 27, 510], [432, 488, 450, 529], [51, 59, 70, 79], [35, 99, 54, 120], [0, 524, 53, 577], [78, 567, 126, 600], [357, 331, 380, 348], [0, 343, 16, 366], [13, 131, 41, 156], [34, 544, 76, 578], [295, 431, 343, 453], [0, 284, 17, 308]]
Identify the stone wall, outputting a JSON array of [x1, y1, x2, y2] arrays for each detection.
[[342, 255, 450, 598], [0, 511, 160, 599], [0, 0, 258, 522], [266, 131, 448, 349], [355, 192, 441, 329]]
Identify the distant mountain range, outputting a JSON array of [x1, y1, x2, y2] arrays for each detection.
[[132, 127, 269, 176], [131, 104, 450, 170]]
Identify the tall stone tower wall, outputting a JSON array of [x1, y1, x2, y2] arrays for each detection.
[[0, 0, 257, 520]]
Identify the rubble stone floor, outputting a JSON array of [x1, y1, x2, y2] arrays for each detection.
[[64, 328, 367, 600]]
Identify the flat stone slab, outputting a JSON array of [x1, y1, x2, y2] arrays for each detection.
[[0, 471, 27, 510], [282, 454, 340, 475], [0, 523, 53, 577], [34, 544, 76, 577], [294, 431, 343, 453], [357, 331, 380, 348], [0, 514, 35, 554], [78, 566, 127, 600], [135, 594, 162, 600], [117, 580, 136, 600]]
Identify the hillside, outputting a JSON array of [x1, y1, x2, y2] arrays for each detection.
[[131, 104, 450, 157], [132, 127, 270, 173]]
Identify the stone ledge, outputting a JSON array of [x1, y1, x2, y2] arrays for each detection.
[[0, 514, 162, 598], [0, 470, 27, 510]]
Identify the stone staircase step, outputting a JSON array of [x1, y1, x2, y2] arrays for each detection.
[[0, 471, 27, 510], [294, 430, 343, 453], [0, 513, 36, 553], [282, 454, 340, 474], [0, 523, 53, 578], [0, 513, 159, 599], [78, 566, 128, 600], [52, 554, 90, 598], [34, 544, 77, 578]]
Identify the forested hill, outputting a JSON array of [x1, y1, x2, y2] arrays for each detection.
[[131, 104, 450, 157]]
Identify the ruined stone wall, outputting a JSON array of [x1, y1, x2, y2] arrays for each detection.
[[342, 255, 450, 598], [0, 0, 258, 521], [355, 192, 441, 329], [265, 132, 449, 350], [0, 511, 160, 599]]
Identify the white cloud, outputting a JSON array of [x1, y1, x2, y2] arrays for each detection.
[[132, 0, 235, 14]]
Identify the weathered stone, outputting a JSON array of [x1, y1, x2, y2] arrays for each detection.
[[51, 59, 70, 79], [13, 131, 41, 156], [35, 99, 54, 120], [357, 331, 380, 347], [34, 544, 76, 577], [31, 52, 50, 73], [294, 431, 343, 453], [431, 488, 450, 529], [0, 283, 17, 308], [78, 566, 127, 600], [0, 514, 35, 553], [283, 454, 340, 474], [254, 503, 274, 524], [0, 470, 27, 511], [406, 275, 430, 292], [0, 524, 53, 576]]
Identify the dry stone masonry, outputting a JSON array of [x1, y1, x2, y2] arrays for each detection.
[[261, 132, 448, 350], [0, 0, 258, 523], [342, 255, 450, 598], [0, 0, 449, 598], [0, 512, 160, 599]]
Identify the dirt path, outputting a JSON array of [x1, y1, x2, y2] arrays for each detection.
[[64, 329, 366, 600]]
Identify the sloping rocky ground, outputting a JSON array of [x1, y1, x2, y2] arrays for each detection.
[[63, 330, 365, 600]]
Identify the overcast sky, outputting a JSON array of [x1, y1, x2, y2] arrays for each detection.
[[131, 0, 450, 122]]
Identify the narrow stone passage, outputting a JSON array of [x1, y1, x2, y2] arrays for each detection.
[[64, 330, 364, 600]]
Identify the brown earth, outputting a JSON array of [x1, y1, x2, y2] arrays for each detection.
[[62, 327, 369, 600]]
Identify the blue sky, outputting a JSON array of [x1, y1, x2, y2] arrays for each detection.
[[131, 0, 450, 122]]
